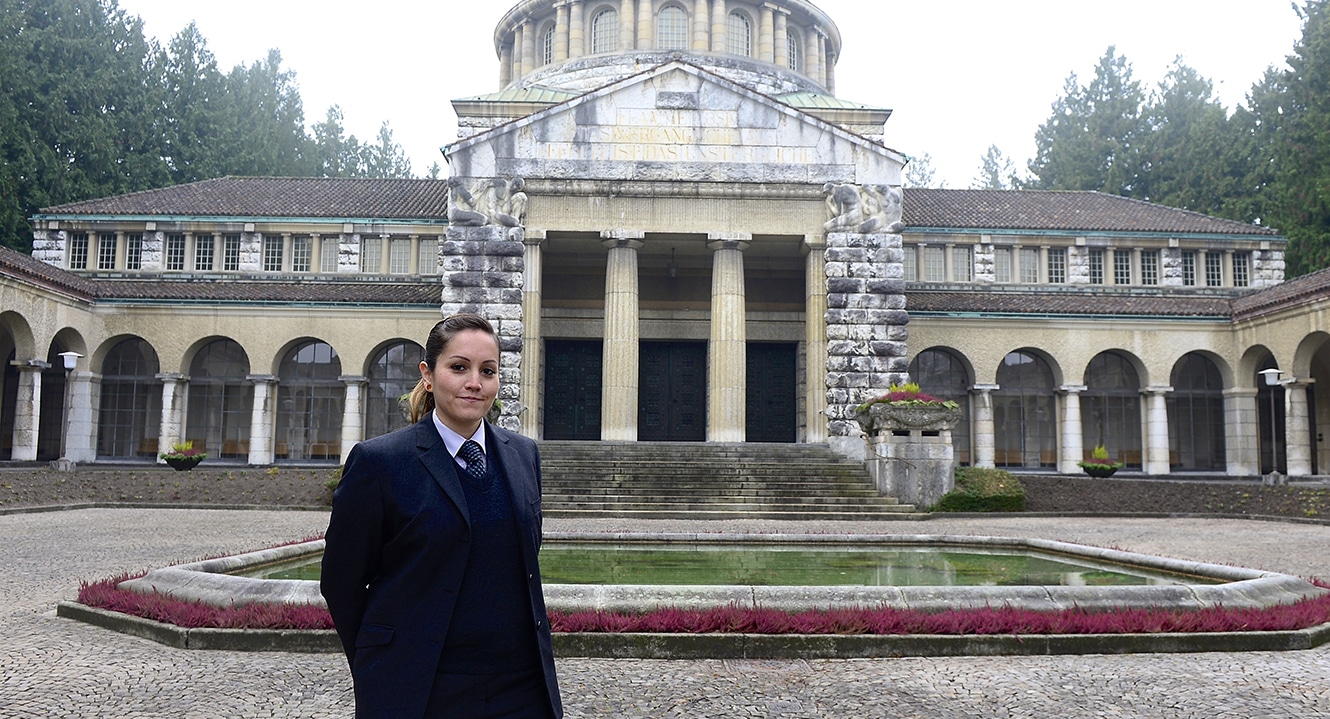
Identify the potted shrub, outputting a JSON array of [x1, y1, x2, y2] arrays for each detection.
[[1078, 444, 1124, 478], [854, 382, 962, 435], [160, 441, 207, 471]]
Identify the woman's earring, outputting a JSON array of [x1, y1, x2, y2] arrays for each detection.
[[425, 384, 432, 391]]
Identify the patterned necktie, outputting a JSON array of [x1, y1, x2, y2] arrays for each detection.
[[458, 440, 486, 484]]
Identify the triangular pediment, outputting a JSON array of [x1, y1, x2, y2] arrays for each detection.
[[446, 61, 905, 186]]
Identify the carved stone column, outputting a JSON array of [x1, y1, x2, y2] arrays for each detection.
[[247, 375, 277, 465], [600, 231, 643, 441], [758, 4, 775, 62], [1223, 388, 1260, 476], [499, 41, 513, 87], [521, 231, 546, 438], [569, 1, 585, 58], [710, 0, 727, 52], [8, 360, 47, 461], [972, 383, 998, 468], [520, 19, 536, 77], [1285, 379, 1314, 476], [1144, 386, 1172, 475], [156, 373, 188, 463], [1058, 385, 1086, 474], [773, 7, 789, 68], [340, 376, 367, 464], [803, 236, 827, 443], [804, 28, 820, 83], [692, 0, 710, 51], [637, 0, 652, 48], [620, 0, 636, 51], [555, 3, 570, 62], [708, 233, 749, 442]]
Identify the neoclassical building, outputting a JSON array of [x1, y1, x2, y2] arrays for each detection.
[[3, 0, 1327, 477]]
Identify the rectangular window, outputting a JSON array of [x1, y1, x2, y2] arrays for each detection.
[[951, 246, 973, 282], [389, 238, 412, 274], [165, 234, 186, 271], [126, 233, 142, 271], [993, 247, 1012, 283], [1182, 251, 1197, 286], [1114, 251, 1133, 285], [223, 234, 241, 272], [1088, 249, 1104, 284], [320, 236, 339, 273], [923, 246, 946, 282], [417, 236, 438, 275], [97, 233, 117, 270], [902, 246, 917, 281], [1047, 248, 1067, 284], [263, 235, 284, 272], [1233, 251, 1251, 287], [361, 237, 382, 273], [68, 233, 89, 269], [1140, 250, 1159, 286], [292, 235, 311, 272], [194, 235, 214, 271], [1019, 247, 1039, 283], [1205, 252, 1223, 287]]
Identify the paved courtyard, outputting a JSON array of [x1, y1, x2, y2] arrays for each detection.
[[2, 508, 1329, 718]]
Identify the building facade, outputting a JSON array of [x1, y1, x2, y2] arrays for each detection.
[[3, 0, 1327, 476]]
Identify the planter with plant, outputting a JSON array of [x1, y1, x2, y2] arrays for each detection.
[[1078, 444, 1124, 478], [854, 382, 962, 435], [160, 441, 207, 471]]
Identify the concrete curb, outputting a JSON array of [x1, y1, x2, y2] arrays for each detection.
[[57, 601, 1330, 657]]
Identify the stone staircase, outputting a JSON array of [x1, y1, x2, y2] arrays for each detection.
[[537, 441, 918, 520]]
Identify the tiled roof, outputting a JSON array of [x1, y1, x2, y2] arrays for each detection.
[[1231, 266, 1330, 320], [85, 278, 443, 305], [38, 177, 450, 220], [906, 287, 1237, 318], [903, 189, 1279, 237], [0, 246, 96, 300]]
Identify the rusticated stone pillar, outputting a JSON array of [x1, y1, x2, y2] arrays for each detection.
[[824, 231, 908, 459], [708, 233, 749, 442]]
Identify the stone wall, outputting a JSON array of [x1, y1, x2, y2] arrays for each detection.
[[823, 231, 908, 455], [440, 224, 527, 432]]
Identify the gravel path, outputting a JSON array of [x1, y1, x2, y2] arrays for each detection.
[[3, 508, 1330, 718]]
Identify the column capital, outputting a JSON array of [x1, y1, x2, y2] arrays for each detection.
[[600, 228, 644, 242], [802, 235, 826, 253], [707, 232, 750, 252], [972, 383, 999, 393], [246, 374, 278, 385], [1283, 377, 1315, 389], [154, 373, 187, 382], [1224, 387, 1259, 398], [601, 236, 644, 250], [338, 375, 368, 385], [1142, 385, 1174, 395], [524, 228, 548, 243], [10, 359, 51, 371], [1058, 384, 1087, 394]]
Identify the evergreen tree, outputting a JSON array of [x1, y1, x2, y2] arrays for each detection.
[[158, 22, 229, 182], [363, 122, 413, 179], [310, 105, 367, 177], [1136, 60, 1231, 212], [1025, 47, 1146, 195], [904, 152, 943, 188], [972, 145, 1018, 189]]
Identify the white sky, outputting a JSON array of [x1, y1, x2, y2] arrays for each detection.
[[116, 0, 1305, 187]]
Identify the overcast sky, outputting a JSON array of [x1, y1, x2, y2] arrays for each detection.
[[116, 0, 1306, 187]]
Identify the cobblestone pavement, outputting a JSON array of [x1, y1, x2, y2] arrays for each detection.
[[3, 509, 1330, 718]]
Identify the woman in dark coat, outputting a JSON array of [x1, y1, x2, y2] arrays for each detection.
[[321, 314, 562, 719]]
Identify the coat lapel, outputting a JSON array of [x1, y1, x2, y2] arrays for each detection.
[[415, 418, 470, 527]]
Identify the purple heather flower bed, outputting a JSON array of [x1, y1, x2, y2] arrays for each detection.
[[77, 574, 1330, 636]]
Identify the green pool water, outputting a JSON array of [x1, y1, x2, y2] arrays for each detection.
[[248, 543, 1215, 587]]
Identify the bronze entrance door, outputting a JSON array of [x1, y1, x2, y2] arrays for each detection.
[[746, 342, 797, 443], [638, 341, 706, 441], [543, 340, 602, 440]]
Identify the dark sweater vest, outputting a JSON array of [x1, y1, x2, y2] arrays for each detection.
[[435, 453, 541, 674]]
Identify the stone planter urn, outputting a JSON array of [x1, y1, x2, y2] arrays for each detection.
[[855, 402, 963, 435], [1079, 463, 1121, 479], [164, 456, 203, 472]]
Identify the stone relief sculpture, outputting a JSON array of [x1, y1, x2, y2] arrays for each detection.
[[447, 176, 529, 228], [823, 182, 904, 234]]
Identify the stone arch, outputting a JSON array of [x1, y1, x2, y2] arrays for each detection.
[[274, 338, 343, 461], [1167, 352, 1228, 471], [0, 310, 36, 360], [992, 348, 1059, 468], [364, 338, 426, 440], [908, 346, 974, 465], [95, 335, 162, 459], [184, 337, 253, 460], [1080, 350, 1144, 469]]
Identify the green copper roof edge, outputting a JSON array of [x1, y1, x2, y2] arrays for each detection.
[[32, 214, 450, 226], [908, 311, 1232, 322], [905, 227, 1282, 241]]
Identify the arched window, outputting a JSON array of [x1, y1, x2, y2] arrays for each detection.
[[275, 341, 343, 461], [727, 12, 752, 56], [591, 8, 618, 54], [993, 351, 1056, 468], [657, 6, 688, 50], [1081, 352, 1142, 468], [909, 349, 972, 465], [186, 339, 253, 460], [98, 338, 162, 459], [1167, 353, 1226, 470], [541, 23, 556, 66], [786, 30, 802, 72], [365, 341, 425, 440]]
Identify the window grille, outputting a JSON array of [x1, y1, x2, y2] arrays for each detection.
[[165, 234, 186, 271], [592, 9, 618, 54], [1047, 248, 1067, 283], [542, 24, 555, 66], [1233, 252, 1251, 287], [1205, 252, 1223, 287], [1114, 250, 1132, 285], [389, 238, 411, 274], [727, 12, 752, 56], [98, 233, 117, 270], [1088, 249, 1104, 284], [1019, 247, 1039, 283], [1182, 251, 1196, 286], [292, 235, 311, 273], [321, 236, 339, 272], [786, 33, 801, 72], [263, 235, 284, 272], [951, 246, 973, 281], [126, 233, 142, 270], [657, 6, 688, 50], [1140, 250, 1159, 285], [902, 246, 917, 281], [194, 235, 214, 271], [417, 236, 438, 275], [223, 235, 241, 271], [68, 233, 89, 269], [923, 246, 945, 282], [362, 237, 383, 273], [993, 247, 1012, 282]]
